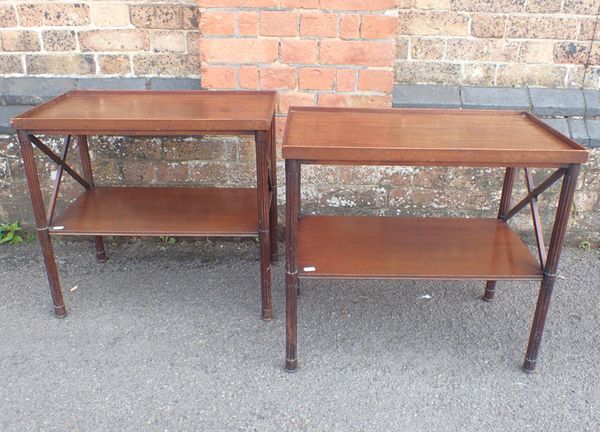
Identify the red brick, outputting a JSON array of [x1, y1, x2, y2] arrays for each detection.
[[239, 66, 259, 88], [318, 93, 349, 107], [238, 12, 258, 36], [359, 69, 394, 92], [320, 40, 395, 66], [299, 67, 335, 90], [361, 15, 397, 39], [336, 68, 357, 91], [339, 14, 360, 39], [280, 39, 318, 63], [201, 65, 237, 89], [260, 66, 297, 89], [260, 11, 298, 36], [200, 38, 278, 63], [278, 92, 315, 113], [319, 0, 397, 10], [200, 11, 236, 35], [300, 12, 337, 37]]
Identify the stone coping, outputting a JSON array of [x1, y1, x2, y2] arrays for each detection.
[[2, 78, 599, 148], [393, 85, 600, 148], [0, 77, 200, 133]]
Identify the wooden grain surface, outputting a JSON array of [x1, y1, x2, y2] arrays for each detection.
[[50, 187, 259, 236], [283, 107, 588, 167], [11, 90, 276, 133], [297, 216, 543, 280]]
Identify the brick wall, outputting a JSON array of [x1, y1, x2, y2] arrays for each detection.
[[198, 0, 399, 140], [0, 0, 599, 244], [1, 1, 599, 85], [0, 1, 199, 77], [396, 0, 600, 88]]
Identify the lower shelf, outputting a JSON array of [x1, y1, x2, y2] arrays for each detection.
[[297, 216, 543, 280], [50, 187, 258, 236]]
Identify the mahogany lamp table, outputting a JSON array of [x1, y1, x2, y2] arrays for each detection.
[[12, 90, 278, 321], [282, 107, 589, 372]]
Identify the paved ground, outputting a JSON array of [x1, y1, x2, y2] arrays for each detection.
[[0, 238, 599, 431]]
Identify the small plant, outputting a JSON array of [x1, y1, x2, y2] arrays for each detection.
[[580, 240, 591, 252], [0, 221, 24, 245], [159, 235, 176, 245]]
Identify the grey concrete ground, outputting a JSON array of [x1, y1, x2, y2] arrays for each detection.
[[0, 238, 599, 431]]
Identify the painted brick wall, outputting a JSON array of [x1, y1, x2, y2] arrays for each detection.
[[0, 1, 199, 77]]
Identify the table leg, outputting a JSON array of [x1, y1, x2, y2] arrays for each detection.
[[268, 118, 279, 262], [285, 159, 300, 371], [256, 131, 272, 321], [523, 164, 580, 372], [297, 163, 302, 297], [483, 167, 517, 301], [77, 135, 108, 263], [18, 131, 66, 318]]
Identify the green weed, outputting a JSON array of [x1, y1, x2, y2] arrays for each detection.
[[0, 221, 24, 245], [159, 236, 176, 245]]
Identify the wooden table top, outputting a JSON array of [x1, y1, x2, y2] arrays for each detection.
[[283, 107, 589, 167], [11, 90, 277, 134]]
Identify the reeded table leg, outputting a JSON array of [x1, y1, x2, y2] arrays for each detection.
[[268, 118, 279, 263], [77, 135, 108, 262], [18, 131, 66, 318], [523, 164, 580, 372], [285, 159, 300, 371], [482, 281, 496, 302], [256, 131, 272, 321], [483, 167, 517, 302]]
